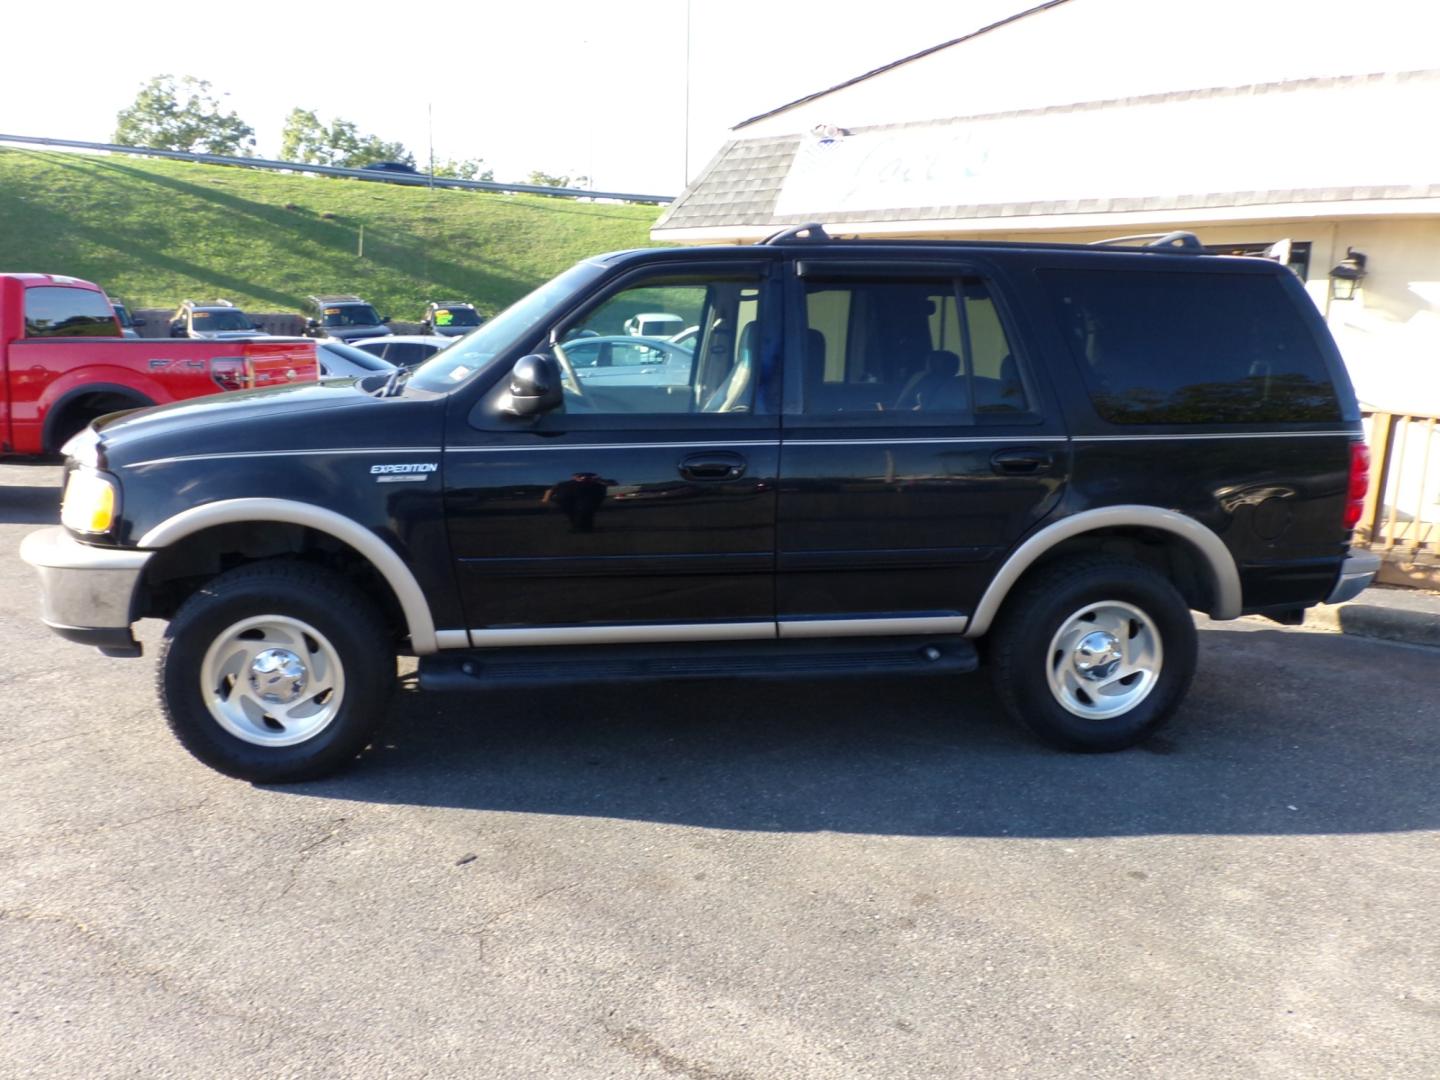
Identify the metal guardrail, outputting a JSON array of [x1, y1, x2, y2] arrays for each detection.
[[1358, 410, 1440, 563], [0, 133, 674, 205]]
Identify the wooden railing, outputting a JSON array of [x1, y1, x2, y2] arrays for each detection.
[[1357, 410, 1440, 566]]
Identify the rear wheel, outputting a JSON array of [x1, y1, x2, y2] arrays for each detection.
[[158, 562, 395, 782], [989, 556, 1197, 752]]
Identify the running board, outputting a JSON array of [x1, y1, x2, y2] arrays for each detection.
[[418, 636, 979, 692]]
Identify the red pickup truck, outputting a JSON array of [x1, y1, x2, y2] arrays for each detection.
[[1, 273, 318, 455]]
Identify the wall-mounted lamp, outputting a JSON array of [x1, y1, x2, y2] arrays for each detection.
[[1329, 248, 1367, 301]]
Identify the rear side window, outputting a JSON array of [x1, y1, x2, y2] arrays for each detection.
[[801, 276, 1029, 419], [1041, 269, 1340, 424], [25, 286, 120, 338]]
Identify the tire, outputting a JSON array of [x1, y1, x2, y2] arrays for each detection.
[[988, 556, 1198, 752], [157, 561, 396, 782]]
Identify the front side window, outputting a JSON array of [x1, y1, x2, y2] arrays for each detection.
[[552, 273, 762, 416], [800, 276, 1028, 420], [25, 286, 119, 338], [1042, 268, 1340, 424]]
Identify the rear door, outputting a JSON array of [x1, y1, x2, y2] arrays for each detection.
[[776, 256, 1069, 636]]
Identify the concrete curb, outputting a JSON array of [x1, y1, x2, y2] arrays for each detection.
[[1303, 589, 1440, 648]]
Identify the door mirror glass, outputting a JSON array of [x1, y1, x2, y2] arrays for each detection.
[[504, 353, 564, 416]]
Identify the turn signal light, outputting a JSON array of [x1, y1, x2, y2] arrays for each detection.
[[1343, 441, 1370, 530], [60, 469, 118, 535]]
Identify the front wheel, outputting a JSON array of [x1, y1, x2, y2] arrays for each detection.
[[988, 556, 1198, 752], [158, 562, 396, 782]]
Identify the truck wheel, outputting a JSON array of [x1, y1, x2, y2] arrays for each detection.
[[157, 562, 395, 782], [988, 556, 1197, 752]]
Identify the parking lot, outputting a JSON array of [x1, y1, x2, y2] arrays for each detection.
[[2, 459, 1438, 1079]]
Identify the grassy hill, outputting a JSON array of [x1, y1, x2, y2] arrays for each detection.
[[0, 147, 662, 320]]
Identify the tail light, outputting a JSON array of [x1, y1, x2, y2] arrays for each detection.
[[210, 358, 247, 392], [1343, 441, 1370, 530]]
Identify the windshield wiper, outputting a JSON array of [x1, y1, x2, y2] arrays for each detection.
[[377, 366, 413, 398]]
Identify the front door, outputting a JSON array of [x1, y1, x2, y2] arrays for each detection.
[[444, 263, 781, 644], [776, 260, 1069, 636]]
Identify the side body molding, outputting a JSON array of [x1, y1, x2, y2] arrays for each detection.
[[138, 498, 441, 654], [964, 504, 1242, 639]]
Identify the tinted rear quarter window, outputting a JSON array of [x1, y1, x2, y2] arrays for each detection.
[[25, 286, 120, 338], [1041, 268, 1339, 424]]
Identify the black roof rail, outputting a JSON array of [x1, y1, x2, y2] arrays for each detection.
[[1088, 231, 1205, 251], [760, 222, 830, 245]]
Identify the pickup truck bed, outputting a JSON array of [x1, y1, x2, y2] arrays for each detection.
[[1, 273, 317, 454]]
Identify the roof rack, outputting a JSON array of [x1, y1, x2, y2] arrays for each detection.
[[432, 300, 474, 307], [1088, 231, 1204, 251], [760, 223, 830, 245], [311, 294, 365, 303]]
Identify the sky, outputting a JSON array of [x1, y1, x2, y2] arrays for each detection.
[[0, 0, 1024, 196]]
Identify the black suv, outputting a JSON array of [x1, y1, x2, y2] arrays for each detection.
[[21, 227, 1378, 782], [421, 300, 486, 338], [301, 294, 391, 343]]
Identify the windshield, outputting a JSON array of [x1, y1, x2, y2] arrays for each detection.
[[409, 262, 604, 392], [322, 304, 382, 327], [193, 309, 254, 332], [434, 306, 482, 327]]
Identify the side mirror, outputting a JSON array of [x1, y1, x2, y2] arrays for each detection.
[[503, 354, 563, 417], [305, 318, 319, 329], [133, 318, 147, 328], [252, 322, 265, 331], [382, 315, 392, 323], [169, 324, 185, 338]]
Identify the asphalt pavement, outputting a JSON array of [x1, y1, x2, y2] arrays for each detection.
[[2, 461, 1438, 1079]]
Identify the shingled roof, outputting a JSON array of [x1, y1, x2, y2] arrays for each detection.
[[653, 70, 1440, 241]]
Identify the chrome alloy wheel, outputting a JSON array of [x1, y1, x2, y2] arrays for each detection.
[[199, 615, 346, 747], [1045, 600, 1163, 721]]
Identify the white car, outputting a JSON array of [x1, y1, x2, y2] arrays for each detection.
[[316, 340, 397, 379], [622, 312, 684, 338], [558, 335, 695, 388], [351, 334, 453, 369]]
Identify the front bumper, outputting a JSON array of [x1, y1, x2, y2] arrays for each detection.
[[1326, 548, 1382, 606], [18, 527, 153, 657]]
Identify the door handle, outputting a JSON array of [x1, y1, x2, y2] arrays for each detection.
[[679, 452, 747, 482], [990, 448, 1054, 475]]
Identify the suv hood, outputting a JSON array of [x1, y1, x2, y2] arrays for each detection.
[[89, 378, 437, 471], [323, 326, 390, 343], [195, 330, 268, 341]]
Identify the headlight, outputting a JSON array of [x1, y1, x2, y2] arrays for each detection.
[[60, 469, 120, 535]]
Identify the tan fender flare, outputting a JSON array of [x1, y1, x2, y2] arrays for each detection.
[[964, 505, 1242, 639], [139, 498, 440, 654]]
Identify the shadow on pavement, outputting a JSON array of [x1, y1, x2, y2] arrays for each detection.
[[283, 625, 1440, 839], [0, 483, 61, 526]]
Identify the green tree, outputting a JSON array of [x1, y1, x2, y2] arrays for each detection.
[[526, 169, 572, 189], [281, 108, 414, 168], [114, 75, 256, 155], [433, 157, 494, 182]]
